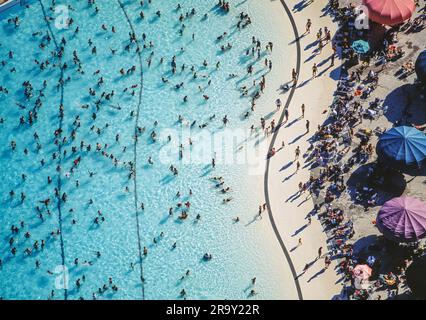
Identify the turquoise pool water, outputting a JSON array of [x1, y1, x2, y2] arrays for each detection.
[[0, 0, 296, 300]]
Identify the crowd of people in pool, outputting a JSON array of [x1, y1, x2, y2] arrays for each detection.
[[0, 0, 279, 299]]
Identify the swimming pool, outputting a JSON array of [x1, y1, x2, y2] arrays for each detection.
[[0, 0, 297, 300]]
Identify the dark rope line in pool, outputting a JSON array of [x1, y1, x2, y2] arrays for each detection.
[[264, 0, 303, 301], [38, 0, 68, 300], [117, 0, 146, 300]]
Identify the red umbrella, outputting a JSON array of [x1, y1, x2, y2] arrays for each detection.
[[363, 0, 416, 26]]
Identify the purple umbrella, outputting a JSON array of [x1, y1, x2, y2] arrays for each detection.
[[376, 197, 426, 243]]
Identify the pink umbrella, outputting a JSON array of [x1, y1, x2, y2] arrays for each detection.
[[363, 0, 416, 26], [353, 264, 372, 280]]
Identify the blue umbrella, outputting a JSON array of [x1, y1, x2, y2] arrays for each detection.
[[415, 50, 426, 84], [376, 126, 426, 169], [351, 40, 370, 54]]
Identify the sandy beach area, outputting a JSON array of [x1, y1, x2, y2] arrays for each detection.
[[263, 0, 343, 300]]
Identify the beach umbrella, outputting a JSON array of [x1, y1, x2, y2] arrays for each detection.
[[415, 50, 426, 84], [406, 255, 426, 299], [376, 126, 426, 169], [376, 197, 426, 243], [363, 0, 416, 26], [353, 264, 372, 280], [351, 40, 370, 54]]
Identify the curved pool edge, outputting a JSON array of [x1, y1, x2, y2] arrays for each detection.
[[265, 0, 344, 300], [264, 0, 303, 301]]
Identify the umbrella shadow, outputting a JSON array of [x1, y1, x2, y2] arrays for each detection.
[[383, 83, 426, 126], [346, 162, 407, 206]]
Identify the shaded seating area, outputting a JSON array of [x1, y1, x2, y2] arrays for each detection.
[[340, 195, 426, 299], [415, 50, 426, 84], [406, 255, 426, 299]]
